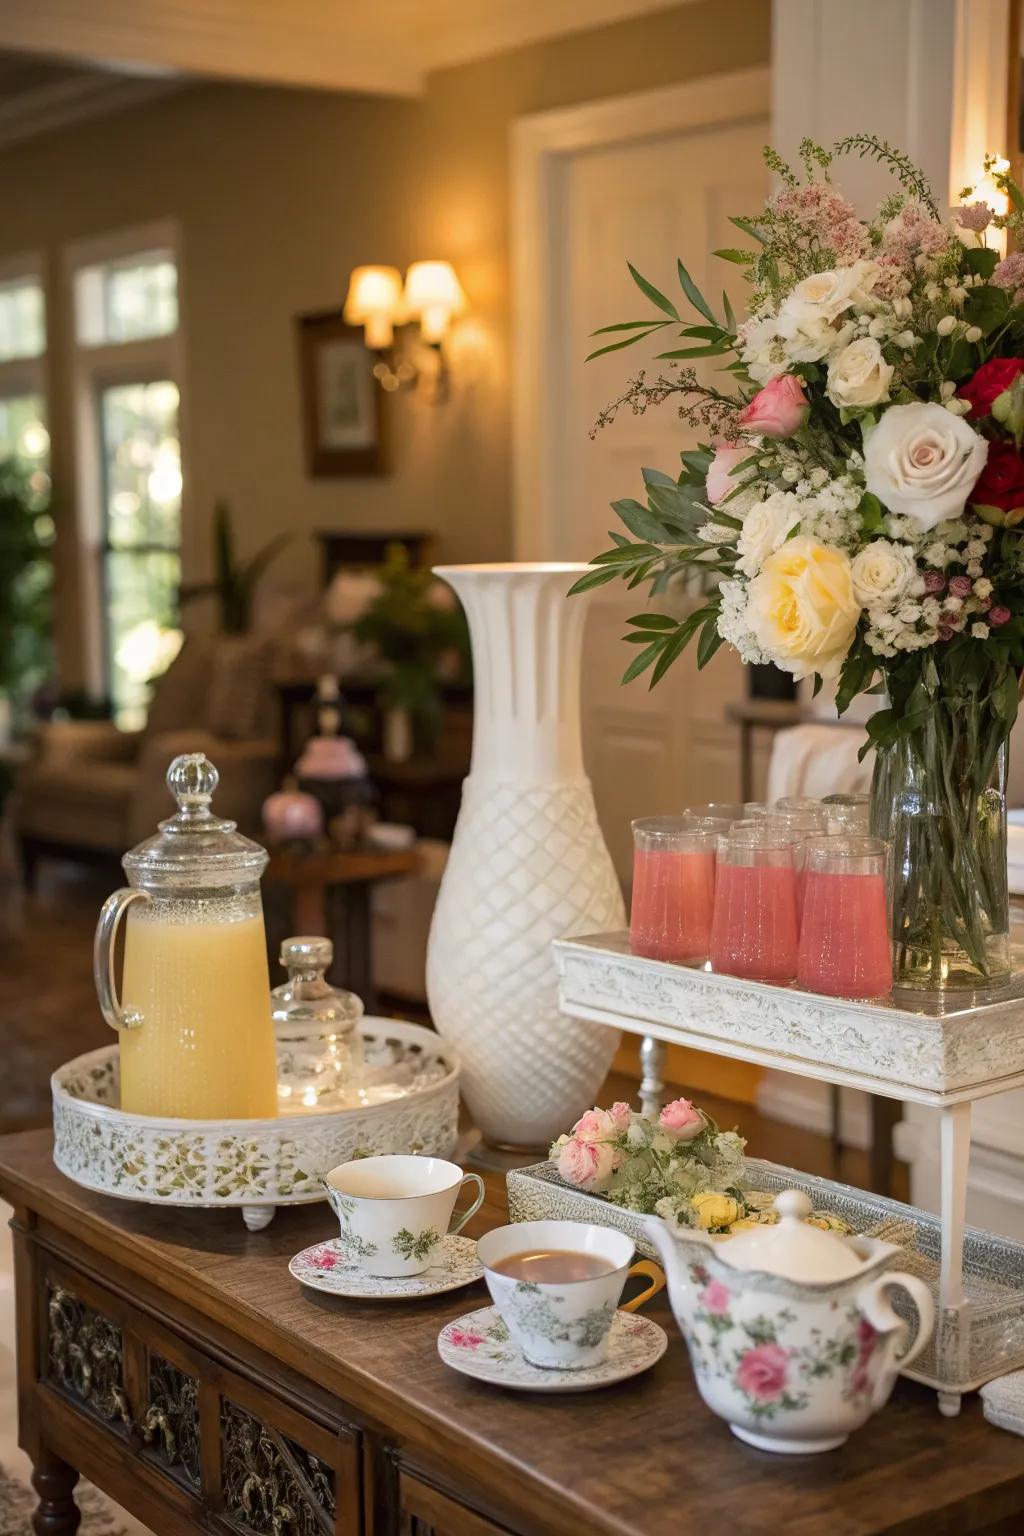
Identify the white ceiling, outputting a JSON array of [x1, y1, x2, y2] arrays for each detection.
[[0, 0, 689, 101]]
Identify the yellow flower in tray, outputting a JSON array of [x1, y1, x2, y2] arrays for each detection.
[[691, 1191, 742, 1232]]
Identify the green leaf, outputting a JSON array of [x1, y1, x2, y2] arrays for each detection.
[[655, 343, 731, 360], [714, 248, 756, 265], [722, 290, 737, 332], [590, 320, 671, 335], [586, 333, 662, 361], [965, 284, 1010, 336], [680, 449, 713, 477], [641, 466, 679, 489], [610, 497, 668, 543], [567, 566, 620, 595], [590, 543, 658, 565], [627, 262, 680, 320], [697, 618, 725, 669], [622, 639, 663, 684], [677, 259, 716, 324], [677, 324, 730, 341], [650, 628, 691, 686], [964, 247, 999, 279], [858, 492, 884, 533], [626, 613, 678, 631], [730, 216, 767, 245], [992, 667, 1020, 726]]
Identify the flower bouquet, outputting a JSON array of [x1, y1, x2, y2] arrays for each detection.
[[576, 137, 1024, 992], [550, 1096, 852, 1237]]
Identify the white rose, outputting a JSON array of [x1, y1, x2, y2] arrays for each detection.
[[826, 337, 894, 409], [850, 540, 917, 608], [777, 312, 854, 365], [739, 313, 788, 384], [782, 260, 879, 325], [736, 490, 802, 576], [863, 402, 988, 531], [746, 536, 861, 681]]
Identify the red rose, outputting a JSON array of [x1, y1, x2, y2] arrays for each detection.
[[971, 441, 1024, 511], [959, 358, 1024, 418]]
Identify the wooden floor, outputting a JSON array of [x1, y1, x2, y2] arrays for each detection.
[[0, 847, 907, 1196]]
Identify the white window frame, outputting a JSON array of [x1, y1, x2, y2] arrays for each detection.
[[0, 249, 47, 433], [64, 219, 188, 701]]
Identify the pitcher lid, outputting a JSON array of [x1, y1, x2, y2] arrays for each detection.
[[714, 1190, 868, 1282], [123, 753, 268, 882]]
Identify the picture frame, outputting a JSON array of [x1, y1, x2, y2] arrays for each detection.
[[296, 309, 385, 477]]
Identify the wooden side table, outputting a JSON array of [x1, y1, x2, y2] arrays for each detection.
[[724, 699, 806, 802], [264, 846, 420, 1006]]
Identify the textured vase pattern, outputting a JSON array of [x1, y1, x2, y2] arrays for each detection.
[[427, 564, 626, 1148]]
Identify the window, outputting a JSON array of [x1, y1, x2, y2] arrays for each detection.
[[0, 259, 49, 484], [69, 225, 184, 728]]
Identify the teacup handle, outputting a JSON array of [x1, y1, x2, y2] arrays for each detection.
[[619, 1260, 666, 1313], [94, 887, 149, 1032], [857, 1270, 935, 1410], [448, 1173, 486, 1236]]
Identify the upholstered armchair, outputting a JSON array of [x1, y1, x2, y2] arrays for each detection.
[[14, 634, 281, 883]]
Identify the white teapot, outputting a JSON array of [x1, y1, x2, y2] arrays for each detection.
[[643, 1190, 934, 1454]]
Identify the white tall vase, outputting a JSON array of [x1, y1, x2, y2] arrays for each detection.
[[426, 563, 625, 1149]]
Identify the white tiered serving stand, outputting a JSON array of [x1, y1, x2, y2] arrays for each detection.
[[554, 931, 1024, 1417]]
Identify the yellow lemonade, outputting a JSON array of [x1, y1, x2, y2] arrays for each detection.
[[119, 906, 278, 1119]]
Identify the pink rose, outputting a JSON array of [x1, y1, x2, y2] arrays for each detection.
[[658, 1096, 705, 1142], [705, 443, 748, 506], [990, 604, 1011, 626], [738, 375, 809, 438], [607, 1101, 632, 1134], [735, 1341, 790, 1400], [310, 1248, 338, 1270], [698, 1280, 731, 1316], [572, 1108, 614, 1143], [557, 1136, 616, 1191], [448, 1327, 486, 1349]]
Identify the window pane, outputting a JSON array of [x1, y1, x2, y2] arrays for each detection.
[[100, 379, 182, 727], [0, 279, 45, 360], [0, 394, 51, 509], [76, 253, 177, 345]]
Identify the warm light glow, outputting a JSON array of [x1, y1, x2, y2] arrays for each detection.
[[114, 620, 183, 682], [402, 260, 466, 342], [963, 156, 1011, 258], [344, 264, 403, 348]]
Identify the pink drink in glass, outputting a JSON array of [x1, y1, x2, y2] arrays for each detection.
[[796, 837, 891, 999], [709, 838, 799, 982], [630, 820, 716, 964]]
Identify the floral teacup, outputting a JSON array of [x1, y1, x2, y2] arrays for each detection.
[[477, 1219, 664, 1370], [323, 1154, 484, 1278]]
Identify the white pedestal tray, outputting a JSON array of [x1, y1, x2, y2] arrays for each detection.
[[553, 930, 1024, 1417], [52, 1018, 459, 1231]]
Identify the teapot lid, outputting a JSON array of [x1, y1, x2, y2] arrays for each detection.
[[123, 753, 268, 883], [714, 1190, 867, 1282]]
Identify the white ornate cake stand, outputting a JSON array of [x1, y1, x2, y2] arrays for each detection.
[[554, 930, 1024, 1417], [52, 1018, 459, 1231]]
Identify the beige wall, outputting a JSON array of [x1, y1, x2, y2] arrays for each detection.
[[0, 0, 770, 686]]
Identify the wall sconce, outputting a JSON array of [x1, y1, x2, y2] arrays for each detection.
[[343, 259, 467, 399]]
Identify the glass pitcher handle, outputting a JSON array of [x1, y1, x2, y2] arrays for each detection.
[[94, 888, 149, 1032]]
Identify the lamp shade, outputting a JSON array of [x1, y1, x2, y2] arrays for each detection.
[[344, 265, 403, 347], [402, 260, 466, 342]]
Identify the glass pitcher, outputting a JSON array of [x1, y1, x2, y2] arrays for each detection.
[[94, 752, 278, 1120]]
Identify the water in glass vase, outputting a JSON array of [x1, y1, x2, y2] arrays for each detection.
[[119, 904, 278, 1118], [875, 709, 1011, 994]]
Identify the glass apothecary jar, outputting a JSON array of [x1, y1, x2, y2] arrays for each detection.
[[271, 936, 365, 1111], [93, 752, 279, 1119]]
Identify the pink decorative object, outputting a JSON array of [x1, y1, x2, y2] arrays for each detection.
[[797, 837, 891, 1000], [557, 1135, 616, 1191], [296, 735, 368, 781], [735, 1341, 791, 1401], [630, 819, 716, 964], [658, 1096, 704, 1141], [705, 443, 749, 505], [710, 832, 799, 982], [737, 375, 809, 438], [262, 787, 324, 842]]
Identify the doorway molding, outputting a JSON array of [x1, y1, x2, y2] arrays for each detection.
[[510, 65, 771, 560]]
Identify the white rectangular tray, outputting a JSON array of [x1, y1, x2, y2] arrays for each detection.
[[553, 931, 1024, 1106]]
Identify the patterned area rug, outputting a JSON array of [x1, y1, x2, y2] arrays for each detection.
[[0, 1465, 129, 1536]]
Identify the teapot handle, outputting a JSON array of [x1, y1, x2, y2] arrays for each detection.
[[94, 888, 150, 1032], [857, 1270, 935, 1411]]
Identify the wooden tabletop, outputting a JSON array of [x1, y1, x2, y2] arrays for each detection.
[[3, 1128, 1024, 1536]]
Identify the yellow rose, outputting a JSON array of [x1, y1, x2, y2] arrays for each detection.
[[691, 1191, 742, 1231], [746, 536, 860, 681]]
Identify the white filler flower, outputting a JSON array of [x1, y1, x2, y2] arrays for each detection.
[[864, 401, 988, 532]]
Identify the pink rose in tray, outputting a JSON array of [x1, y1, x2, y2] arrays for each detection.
[[607, 1100, 632, 1134], [557, 1135, 616, 1192], [697, 1279, 731, 1316], [735, 1342, 790, 1401], [658, 1096, 704, 1142], [738, 374, 809, 438], [572, 1102, 629, 1142]]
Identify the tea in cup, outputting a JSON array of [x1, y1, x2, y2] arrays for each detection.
[[477, 1219, 664, 1369], [323, 1154, 485, 1278]]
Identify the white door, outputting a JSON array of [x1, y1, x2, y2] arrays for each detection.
[[522, 104, 769, 877]]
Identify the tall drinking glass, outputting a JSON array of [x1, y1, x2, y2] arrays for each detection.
[[822, 792, 871, 834], [682, 802, 744, 834], [797, 836, 892, 999], [630, 819, 717, 964], [766, 808, 828, 923], [710, 831, 799, 982]]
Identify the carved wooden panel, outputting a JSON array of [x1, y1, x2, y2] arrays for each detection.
[[45, 1281, 132, 1431], [220, 1398, 336, 1535], [142, 1353, 201, 1491]]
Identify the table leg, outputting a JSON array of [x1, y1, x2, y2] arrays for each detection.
[[639, 1036, 666, 1119], [937, 1100, 972, 1418], [32, 1449, 81, 1536], [329, 882, 377, 1010]]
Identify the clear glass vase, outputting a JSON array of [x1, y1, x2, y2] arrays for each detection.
[[870, 707, 1011, 994]]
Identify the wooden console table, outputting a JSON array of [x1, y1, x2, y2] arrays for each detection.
[[4, 1128, 1024, 1536]]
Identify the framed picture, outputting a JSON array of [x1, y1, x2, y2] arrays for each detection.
[[296, 309, 385, 476]]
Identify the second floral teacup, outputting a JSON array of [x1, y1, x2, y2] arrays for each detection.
[[477, 1219, 664, 1369], [323, 1154, 485, 1278]]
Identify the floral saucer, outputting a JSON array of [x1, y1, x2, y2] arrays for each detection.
[[290, 1235, 484, 1299], [438, 1306, 667, 1392]]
